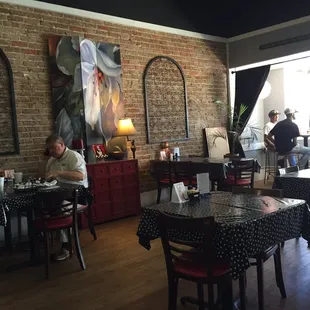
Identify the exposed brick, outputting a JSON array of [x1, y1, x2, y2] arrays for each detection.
[[0, 2, 227, 192]]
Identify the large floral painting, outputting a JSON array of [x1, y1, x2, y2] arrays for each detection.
[[48, 36, 124, 160]]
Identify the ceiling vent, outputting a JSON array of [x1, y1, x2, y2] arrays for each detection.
[[259, 33, 310, 50]]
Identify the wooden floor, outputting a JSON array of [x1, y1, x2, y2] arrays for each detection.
[[0, 212, 310, 310]]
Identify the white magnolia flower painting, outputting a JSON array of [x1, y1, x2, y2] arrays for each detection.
[[48, 36, 124, 153]]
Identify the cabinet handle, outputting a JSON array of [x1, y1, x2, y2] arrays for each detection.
[[129, 165, 132, 168], [101, 170, 104, 172]]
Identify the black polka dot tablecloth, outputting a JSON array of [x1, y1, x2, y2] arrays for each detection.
[[0, 185, 92, 226], [136, 192, 309, 280], [273, 169, 310, 241]]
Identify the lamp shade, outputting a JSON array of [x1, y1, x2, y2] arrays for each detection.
[[115, 118, 137, 136]]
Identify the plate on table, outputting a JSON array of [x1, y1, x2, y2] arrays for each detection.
[[13, 180, 58, 192]]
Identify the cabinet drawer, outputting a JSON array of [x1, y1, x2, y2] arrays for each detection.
[[95, 202, 112, 220], [111, 189, 124, 202], [94, 165, 109, 178], [94, 178, 110, 192], [123, 174, 138, 185], [112, 202, 125, 216], [123, 160, 137, 174], [94, 191, 110, 203], [109, 163, 123, 176], [110, 176, 124, 189]]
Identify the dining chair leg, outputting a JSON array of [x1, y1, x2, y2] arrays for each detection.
[[208, 283, 215, 310], [67, 228, 73, 257], [197, 283, 206, 310], [73, 222, 86, 270], [4, 212, 12, 253], [238, 273, 246, 310], [86, 205, 97, 240], [168, 278, 178, 310], [43, 231, 50, 279], [221, 277, 233, 310], [17, 211, 22, 242], [156, 187, 162, 204], [274, 247, 287, 298], [256, 257, 264, 310]]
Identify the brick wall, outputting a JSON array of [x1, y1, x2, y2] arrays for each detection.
[[0, 3, 227, 192]]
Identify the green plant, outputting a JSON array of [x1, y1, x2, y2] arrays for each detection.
[[213, 100, 261, 154]]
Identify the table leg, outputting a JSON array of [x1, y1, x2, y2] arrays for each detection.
[[6, 208, 43, 272], [4, 211, 12, 252], [304, 137, 309, 168]]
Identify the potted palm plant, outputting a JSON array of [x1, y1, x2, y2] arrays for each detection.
[[213, 100, 261, 156]]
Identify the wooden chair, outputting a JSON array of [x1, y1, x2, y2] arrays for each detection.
[[232, 187, 286, 310], [152, 161, 174, 204], [172, 161, 197, 187], [77, 177, 97, 240], [157, 212, 235, 310], [223, 159, 255, 189], [34, 188, 86, 279], [276, 165, 299, 176]]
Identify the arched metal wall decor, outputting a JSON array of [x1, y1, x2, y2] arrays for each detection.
[[143, 56, 189, 144], [0, 48, 20, 155]]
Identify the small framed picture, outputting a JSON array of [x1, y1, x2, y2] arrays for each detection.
[[171, 182, 188, 203], [92, 144, 107, 159]]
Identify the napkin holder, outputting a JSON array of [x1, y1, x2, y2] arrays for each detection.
[[171, 182, 188, 203], [187, 190, 200, 201]]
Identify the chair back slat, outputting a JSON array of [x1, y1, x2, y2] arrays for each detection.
[[152, 161, 172, 181], [227, 159, 255, 187], [172, 161, 194, 184], [157, 212, 218, 278], [35, 188, 78, 219], [232, 187, 284, 198]]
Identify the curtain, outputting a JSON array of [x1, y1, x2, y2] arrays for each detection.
[[232, 65, 271, 157]]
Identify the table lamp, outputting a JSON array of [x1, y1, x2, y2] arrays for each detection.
[[115, 118, 137, 159]]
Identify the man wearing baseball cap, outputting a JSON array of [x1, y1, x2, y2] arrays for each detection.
[[267, 108, 310, 168], [264, 110, 280, 135], [264, 110, 280, 150]]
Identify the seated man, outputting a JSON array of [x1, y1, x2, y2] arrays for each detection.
[[45, 134, 88, 261], [264, 109, 280, 150], [267, 108, 309, 169]]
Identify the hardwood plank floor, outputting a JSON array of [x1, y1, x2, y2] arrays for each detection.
[[0, 216, 309, 310]]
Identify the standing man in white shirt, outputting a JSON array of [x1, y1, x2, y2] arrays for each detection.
[[45, 134, 88, 261]]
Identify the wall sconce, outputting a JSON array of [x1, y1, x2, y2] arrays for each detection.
[[114, 118, 137, 159]]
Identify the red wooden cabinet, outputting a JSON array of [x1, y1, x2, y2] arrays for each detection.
[[80, 159, 141, 229]]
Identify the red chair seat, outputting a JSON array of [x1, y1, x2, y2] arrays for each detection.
[[225, 177, 251, 185], [159, 177, 178, 184], [35, 217, 73, 230], [174, 256, 230, 278]]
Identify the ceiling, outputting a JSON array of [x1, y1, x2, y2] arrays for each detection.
[[36, 0, 310, 38]]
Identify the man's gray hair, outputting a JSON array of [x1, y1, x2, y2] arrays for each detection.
[[45, 134, 65, 145]]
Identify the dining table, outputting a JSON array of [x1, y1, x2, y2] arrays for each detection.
[[0, 182, 92, 270], [273, 168, 310, 204], [137, 191, 310, 281]]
